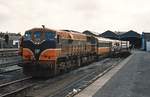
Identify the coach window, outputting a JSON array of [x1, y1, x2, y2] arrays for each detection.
[[24, 31, 31, 40], [45, 32, 56, 40]]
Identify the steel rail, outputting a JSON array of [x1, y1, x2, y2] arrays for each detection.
[[0, 76, 32, 88], [0, 84, 33, 97], [0, 76, 33, 97], [49, 59, 122, 97]]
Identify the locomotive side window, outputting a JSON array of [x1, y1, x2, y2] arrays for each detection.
[[24, 31, 31, 40], [45, 32, 56, 40]]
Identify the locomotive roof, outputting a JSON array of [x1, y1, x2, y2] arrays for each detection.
[[60, 30, 80, 33], [25, 27, 87, 41], [94, 36, 113, 43], [58, 30, 87, 41], [25, 28, 57, 32]]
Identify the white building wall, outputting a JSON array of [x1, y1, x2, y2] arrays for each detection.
[[146, 41, 150, 51], [142, 38, 145, 50]]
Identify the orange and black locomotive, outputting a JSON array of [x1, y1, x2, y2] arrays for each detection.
[[19, 26, 129, 77]]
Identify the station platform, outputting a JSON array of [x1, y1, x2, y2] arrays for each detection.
[[74, 50, 150, 97]]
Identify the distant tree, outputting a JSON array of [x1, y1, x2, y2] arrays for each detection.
[[17, 32, 21, 36], [0, 32, 2, 38], [4, 34, 9, 44]]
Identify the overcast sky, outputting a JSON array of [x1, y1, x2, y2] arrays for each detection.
[[0, 0, 150, 34]]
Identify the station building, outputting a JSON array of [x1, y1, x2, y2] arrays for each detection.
[[0, 32, 21, 48], [141, 32, 150, 51], [100, 30, 141, 48]]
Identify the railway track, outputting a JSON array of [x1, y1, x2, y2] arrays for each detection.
[[0, 77, 33, 97], [0, 64, 22, 74], [0, 49, 34, 97], [0, 48, 19, 57], [0, 67, 28, 87], [0, 48, 22, 73], [0, 56, 127, 97], [66, 61, 119, 97], [49, 58, 121, 97], [26, 58, 123, 97]]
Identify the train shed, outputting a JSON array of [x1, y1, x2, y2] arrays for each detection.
[[100, 30, 118, 39], [100, 30, 141, 48], [83, 30, 99, 36], [120, 30, 141, 48]]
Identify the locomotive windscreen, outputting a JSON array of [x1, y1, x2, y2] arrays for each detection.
[[34, 31, 41, 42], [24, 31, 56, 41], [24, 31, 31, 40], [45, 32, 56, 40]]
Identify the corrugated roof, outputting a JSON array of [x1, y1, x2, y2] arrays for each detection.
[[100, 30, 141, 39], [114, 31, 126, 35], [100, 30, 119, 39], [121, 30, 141, 38], [83, 30, 99, 36]]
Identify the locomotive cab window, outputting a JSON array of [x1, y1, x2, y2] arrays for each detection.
[[34, 31, 41, 41], [45, 32, 56, 40], [24, 31, 31, 40]]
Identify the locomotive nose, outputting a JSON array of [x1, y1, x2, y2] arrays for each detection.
[[39, 49, 61, 61], [35, 48, 40, 54], [22, 48, 34, 60]]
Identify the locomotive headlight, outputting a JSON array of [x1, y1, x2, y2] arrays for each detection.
[[35, 49, 40, 54], [35, 41, 40, 45]]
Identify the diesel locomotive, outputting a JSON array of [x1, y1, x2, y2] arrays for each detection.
[[19, 26, 129, 77]]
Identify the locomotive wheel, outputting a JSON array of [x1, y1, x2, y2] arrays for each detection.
[[66, 60, 72, 72]]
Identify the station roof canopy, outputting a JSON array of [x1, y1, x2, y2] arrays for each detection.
[[100, 30, 119, 39], [114, 31, 126, 36], [100, 30, 141, 39], [120, 30, 141, 39], [83, 30, 99, 36]]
